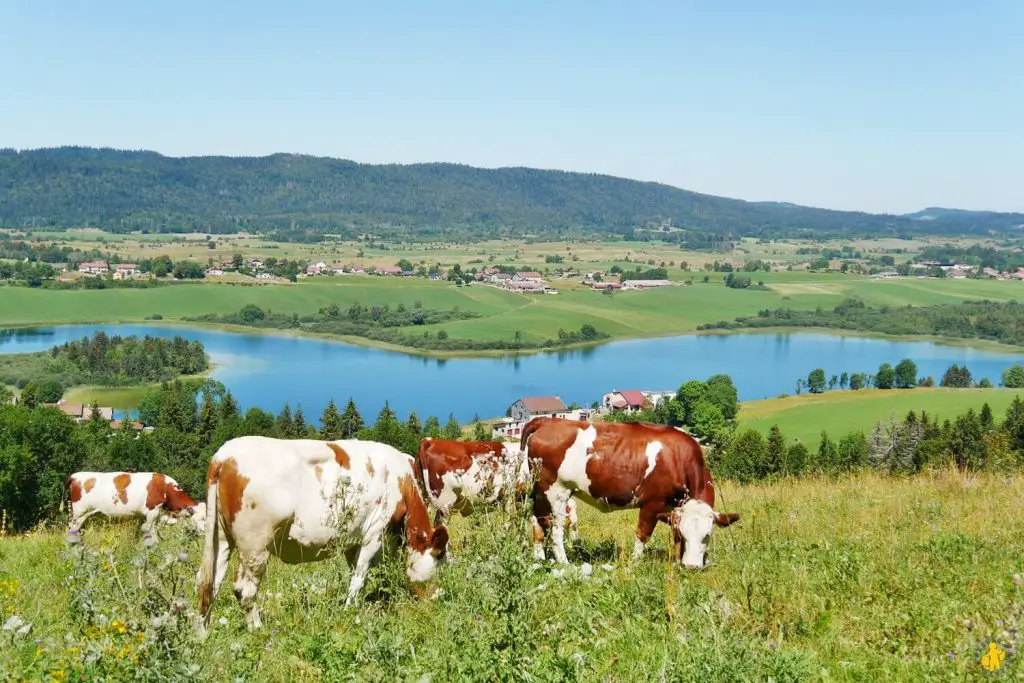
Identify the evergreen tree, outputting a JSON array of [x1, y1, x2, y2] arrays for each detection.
[[816, 432, 840, 474], [406, 411, 422, 437], [766, 424, 786, 477], [18, 381, 39, 409], [340, 397, 364, 438], [1002, 396, 1024, 453], [424, 415, 442, 438], [219, 391, 240, 424], [319, 399, 344, 440], [785, 442, 808, 476], [198, 395, 220, 446], [472, 419, 489, 441], [276, 403, 294, 438], [293, 406, 309, 437], [980, 402, 994, 431], [840, 371, 849, 389], [949, 409, 986, 470], [442, 413, 462, 440]]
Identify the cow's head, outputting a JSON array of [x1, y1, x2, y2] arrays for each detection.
[[406, 524, 450, 588], [669, 499, 739, 570]]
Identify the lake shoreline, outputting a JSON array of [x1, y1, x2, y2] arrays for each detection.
[[3, 318, 1023, 359]]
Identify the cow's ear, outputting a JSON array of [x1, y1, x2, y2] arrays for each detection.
[[431, 525, 449, 554], [714, 512, 740, 527]]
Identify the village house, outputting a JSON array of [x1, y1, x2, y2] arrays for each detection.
[[77, 260, 109, 275], [871, 271, 900, 279], [492, 401, 593, 440], [503, 279, 548, 293], [591, 282, 622, 291], [621, 279, 672, 290], [206, 267, 225, 276], [112, 263, 140, 280], [375, 265, 403, 276], [507, 396, 568, 422], [600, 389, 675, 413], [514, 271, 542, 282], [488, 272, 512, 284], [44, 401, 114, 423], [50, 263, 68, 273], [248, 258, 264, 270]]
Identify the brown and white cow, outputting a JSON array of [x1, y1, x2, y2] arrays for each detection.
[[196, 436, 449, 634], [415, 437, 579, 540], [520, 417, 739, 569], [67, 471, 205, 545]]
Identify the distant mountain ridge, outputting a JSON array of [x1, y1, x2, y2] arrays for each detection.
[[1, 146, 1021, 238]]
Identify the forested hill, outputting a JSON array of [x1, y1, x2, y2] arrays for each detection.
[[2, 147, 1022, 240]]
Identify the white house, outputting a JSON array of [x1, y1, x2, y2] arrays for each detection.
[[77, 260, 109, 275], [507, 395, 568, 422]]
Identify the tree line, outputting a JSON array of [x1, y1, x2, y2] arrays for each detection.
[[187, 304, 609, 352], [5, 147, 1022, 240], [795, 360, 999, 394]]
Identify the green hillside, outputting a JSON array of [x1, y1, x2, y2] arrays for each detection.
[[738, 387, 1022, 445], [3, 147, 1022, 238]]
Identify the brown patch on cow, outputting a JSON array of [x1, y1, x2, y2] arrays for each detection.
[[314, 465, 323, 481], [145, 473, 167, 510], [69, 477, 83, 503], [216, 458, 249, 528], [164, 482, 198, 512], [83, 477, 96, 493], [366, 460, 375, 476], [249, 501, 257, 509], [394, 474, 433, 552], [416, 438, 493, 497], [112, 473, 131, 505], [532, 520, 545, 543], [327, 443, 350, 469]]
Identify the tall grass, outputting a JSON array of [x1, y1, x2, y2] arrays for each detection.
[[1, 469, 1021, 681]]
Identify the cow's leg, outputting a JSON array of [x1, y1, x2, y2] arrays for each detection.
[[631, 503, 661, 561], [233, 550, 269, 629], [344, 535, 383, 607], [566, 499, 579, 544], [211, 532, 232, 601], [530, 481, 553, 561], [68, 509, 98, 543], [545, 485, 573, 564]]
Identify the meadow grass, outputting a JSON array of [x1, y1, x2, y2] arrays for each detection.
[[738, 388, 1024, 445], [1, 469, 1021, 681], [61, 385, 152, 410], [4, 271, 1023, 355]]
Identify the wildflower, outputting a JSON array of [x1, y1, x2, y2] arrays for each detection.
[[178, 551, 190, 563], [3, 615, 25, 631], [132, 557, 146, 568], [111, 620, 127, 634], [218, 617, 228, 626], [1014, 573, 1022, 587]]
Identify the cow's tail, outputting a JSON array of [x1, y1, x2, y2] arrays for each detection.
[[518, 417, 546, 453], [413, 440, 432, 499], [197, 463, 220, 624]]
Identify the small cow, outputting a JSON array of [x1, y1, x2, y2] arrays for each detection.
[[67, 471, 205, 545], [416, 437, 579, 540], [520, 417, 739, 569], [197, 436, 449, 633]]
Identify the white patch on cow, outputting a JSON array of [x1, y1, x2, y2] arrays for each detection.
[[544, 483, 573, 564], [556, 426, 598, 493], [643, 441, 663, 479], [406, 548, 436, 583], [675, 499, 716, 569], [531, 515, 546, 560]]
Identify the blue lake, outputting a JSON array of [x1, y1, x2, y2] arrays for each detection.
[[2, 324, 1023, 422]]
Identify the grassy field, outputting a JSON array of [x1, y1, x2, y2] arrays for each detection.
[[4, 271, 1024, 353], [738, 387, 1024, 445], [1, 469, 1020, 680], [61, 385, 151, 410]]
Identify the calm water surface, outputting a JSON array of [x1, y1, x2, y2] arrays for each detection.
[[3, 324, 1023, 422]]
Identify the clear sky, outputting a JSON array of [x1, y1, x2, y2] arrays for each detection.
[[1, 1, 1021, 214]]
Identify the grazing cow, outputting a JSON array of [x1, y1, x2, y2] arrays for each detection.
[[67, 471, 205, 544], [520, 417, 739, 569], [196, 436, 449, 633], [416, 437, 579, 540]]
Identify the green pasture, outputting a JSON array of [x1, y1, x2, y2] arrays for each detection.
[[738, 387, 1023, 446]]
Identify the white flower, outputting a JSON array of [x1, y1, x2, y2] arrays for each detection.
[[3, 616, 24, 631], [218, 616, 228, 626], [601, 563, 614, 572], [580, 563, 593, 578]]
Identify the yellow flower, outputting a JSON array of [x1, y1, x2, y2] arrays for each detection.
[[135, 632, 146, 642], [49, 669, 67, 683], [110, 620, 127, 634]]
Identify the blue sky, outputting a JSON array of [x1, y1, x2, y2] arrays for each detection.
[[1, 1, 1021, 213]]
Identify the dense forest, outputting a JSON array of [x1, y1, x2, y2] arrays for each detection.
[[700, 298, 1024, 347], [3, 147, 1023, 240], [0, 333, 208, 402]]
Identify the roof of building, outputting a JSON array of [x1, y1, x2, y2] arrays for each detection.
[[516, 271, 542, 279], [116, 263, 138, 270], [519, 396, 567, 413], [617, 390, 647, 407]]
